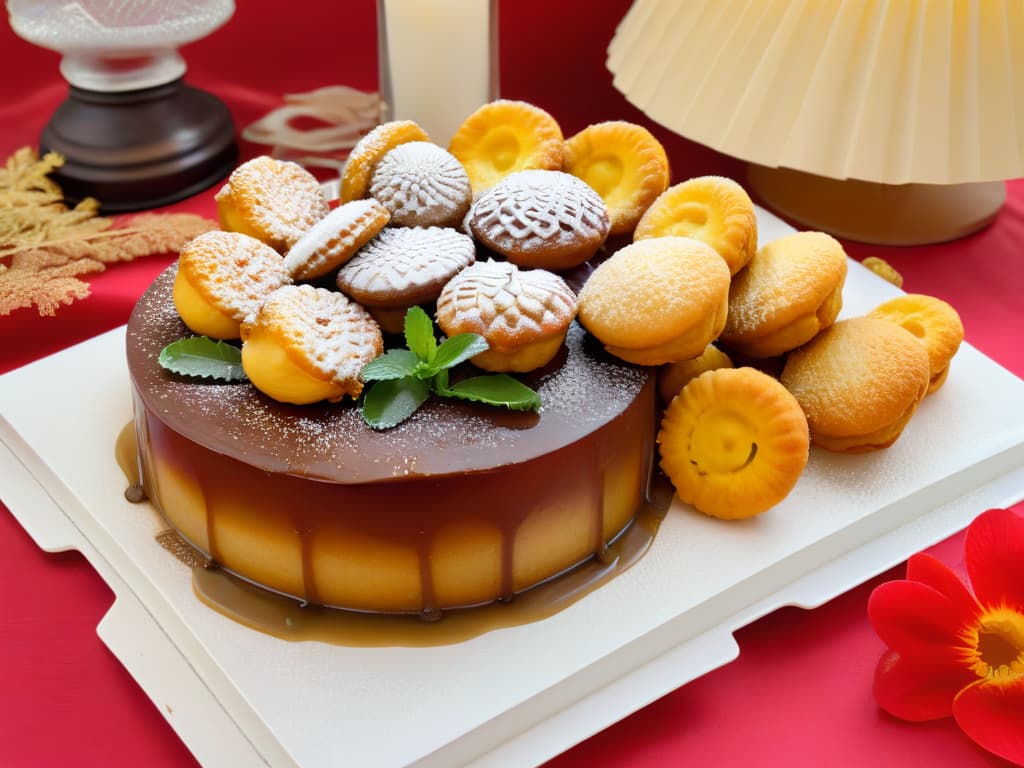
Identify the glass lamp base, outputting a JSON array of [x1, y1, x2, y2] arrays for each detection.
[[40, 78, 237, 212], [746, 165, 1006, 246]]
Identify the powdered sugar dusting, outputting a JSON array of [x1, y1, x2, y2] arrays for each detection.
[[283, 199, 389, 280], [370, 142, 472, 227]]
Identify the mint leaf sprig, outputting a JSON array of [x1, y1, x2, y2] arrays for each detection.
[[360, 306, 542, 429], [158, 336, 247, 381]]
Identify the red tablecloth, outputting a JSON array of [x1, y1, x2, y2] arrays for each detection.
[[1, 2, 1022, 766]]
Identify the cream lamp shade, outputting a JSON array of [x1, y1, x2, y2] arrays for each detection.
[[607, 0, 1024, 245]]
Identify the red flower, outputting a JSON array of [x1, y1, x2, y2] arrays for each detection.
[[868, 508, 1024, 765]]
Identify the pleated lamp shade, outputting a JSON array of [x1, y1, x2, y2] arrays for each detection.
[[608, 0, 1024, 245]]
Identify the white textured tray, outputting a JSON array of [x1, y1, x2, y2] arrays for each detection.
[[3, 210, 1024, 768]]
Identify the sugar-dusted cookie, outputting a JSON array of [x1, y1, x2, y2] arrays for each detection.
[[436, 259, 578, 372], [720, 231, 848, 358], [173, 230, 292, 340], [469, 169, 610, 270], [564, 120, 670, 235], [868, 293, 964, 394], [215, 156, 329, 252], [577, 236, 730, 365], [340, 119, 431, 203], [284, 198, 390, 281], [369, 141, 472, 228], [240, 284, 382, 405], [780, 317, 930, 453], [658, 367, 809, 519], [448, 99, 565, 194]]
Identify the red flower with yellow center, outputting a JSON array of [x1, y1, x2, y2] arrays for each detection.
[[868, 507, 1024, 764]]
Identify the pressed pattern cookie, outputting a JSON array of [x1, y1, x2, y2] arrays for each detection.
[[369, 141, 472, 228], [658, 367, 809, 520], [634, 176, 756, 275], [240, 284, 382, 404], [720, 231, 848, 358], [577, 237, 730, 365], [284, 198, 390, 280], [173, 230, 292, 340], [448, 100, 565, 194], [215, 156, 330, 252], [780, 317, 930, 453], [657, 344, 733, 404], [564, 121, 670, 235], [340, 120, 431, 203], [867, 293, 963, 393], [469, 169, 610, 270], [436, 259, 578, 372]]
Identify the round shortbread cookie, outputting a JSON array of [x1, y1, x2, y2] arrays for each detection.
[[335, 226, 475, 307], [340, 120, 431, 203], [369, 142, 472, 228], [284, 198, 390, 281], [469, 169, 610, 270]]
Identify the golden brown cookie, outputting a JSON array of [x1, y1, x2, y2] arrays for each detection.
[[577, 236, 730, 365], [240, 284, 382, 405], [173, 231, 292, 340], [563, 121, 670, 235], [634, 176, 756, 274], [657, 344, 733, 404], [215, 156, 330, 252], [339, 120, 431, 203], [436, 259, 578, 372], [720, 231, 848, 358], [867, 293, 964, 394], [283, 198, 390, 281], [861, 256, 904, 288], [780, 317, 930, 452], [469, 169, 610, 270], [658, 367, 809, 519], [448, 99, 565, 194], [369, 141, 472, 228]]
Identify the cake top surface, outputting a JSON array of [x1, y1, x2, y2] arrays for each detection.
[[128, 265, 649, 483]]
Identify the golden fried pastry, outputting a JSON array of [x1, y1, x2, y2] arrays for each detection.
[[867, 293, 964, 394], [369, 141, 472, 228], [436, 259, 578, 372], [658, 367, 809, 520], [577, 236, 730, 365], [861, 256, 904, 288], [173, 231, 292, 340], [564, 121, 670, 235], [633, 176, 756, 275], [240, 284, 382, 405], [657, 344, 733, 404], [284, 198, 390, 281], [469, 169, 610, 270], [720, 231, 848, 358], [448, 99, 565, 194], [336, 226, 475, 332], [339, 120, 431, 203], [215, 156, 329, 252], [780, 317, 930, 453]]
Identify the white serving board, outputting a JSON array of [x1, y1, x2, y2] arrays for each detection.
[[2, 208, 1024, 768]]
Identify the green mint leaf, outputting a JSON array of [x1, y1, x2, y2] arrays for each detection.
[[403, 306, 437, 363], [361, 376, 430, 429], [361, 349, 420, 381], [158, 337, 246, 382], [424, 333, 489, 376], [446, 375, 542, 412]]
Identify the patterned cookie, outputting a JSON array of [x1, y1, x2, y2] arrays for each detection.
[[240, 284, 382, 404], [335, 226, 475, 323], [469, 169, 610, 270], [340, 120, 431, 203], [216, 156, 330, 252], [369, 141, 472, 228], [436, 259, 578, 372], [284, 198, 390, 281], [173, 230, 292, 339]]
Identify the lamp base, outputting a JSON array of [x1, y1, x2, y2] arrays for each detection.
[[40, 79, 238, 213], [746, 165, 1006, 246]]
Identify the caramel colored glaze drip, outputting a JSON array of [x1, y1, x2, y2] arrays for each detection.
[[191, 477, 672, 648], [115, 422, 145, 502]]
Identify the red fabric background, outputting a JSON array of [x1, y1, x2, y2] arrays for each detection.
[[1, 2, 1021, 766]]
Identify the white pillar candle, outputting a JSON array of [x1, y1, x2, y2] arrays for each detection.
[[378, 0, 498, 145]]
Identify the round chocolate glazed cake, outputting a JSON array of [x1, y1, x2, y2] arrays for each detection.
[[126, 265, 657, 615]]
